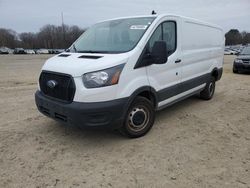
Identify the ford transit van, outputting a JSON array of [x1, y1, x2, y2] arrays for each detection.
[[35, 14, 224, 138]]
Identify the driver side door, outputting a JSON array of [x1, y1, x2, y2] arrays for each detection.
[[146, 20, 182, 108]]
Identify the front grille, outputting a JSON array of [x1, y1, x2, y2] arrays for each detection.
[[242, 59, 250, 63], [39, 71, 75, 102]]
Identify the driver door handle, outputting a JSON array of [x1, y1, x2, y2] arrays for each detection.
[[175, 59, 182, 63]]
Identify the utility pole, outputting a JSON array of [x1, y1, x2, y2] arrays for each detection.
[[61, 12, 64, 26], [61, 12, 66, 47]]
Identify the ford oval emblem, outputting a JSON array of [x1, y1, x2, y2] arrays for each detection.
[[47, 80, 58, 89]]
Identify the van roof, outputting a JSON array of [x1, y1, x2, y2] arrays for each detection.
[[99, 14, 223, 31]]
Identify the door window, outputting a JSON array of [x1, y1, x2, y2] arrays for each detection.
[[147, 21, 176, 56], [162, 22, 176, 55], [148, 25, 162, 53]]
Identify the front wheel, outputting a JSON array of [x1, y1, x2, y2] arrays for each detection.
[[200, 77, 216, 100], [233, 66, 238, 73], [119, 96, 155, 138]]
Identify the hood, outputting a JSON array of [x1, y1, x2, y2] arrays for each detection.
[[42, 52, 129, 77], [237, 54, 250, 60]]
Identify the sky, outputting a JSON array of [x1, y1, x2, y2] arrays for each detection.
[[0, 0, 249, 33]]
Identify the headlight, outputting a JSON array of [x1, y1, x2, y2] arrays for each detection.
[[234, 59, 243, 63], [83, 64, 125, 88]]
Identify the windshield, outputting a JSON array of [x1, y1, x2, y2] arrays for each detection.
[[70, 17, 155, 54], [240, 47, 250, 55]]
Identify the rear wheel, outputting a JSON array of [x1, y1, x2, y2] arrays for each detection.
[[120, 96, 155, 138], [200, 77, 215, 100]]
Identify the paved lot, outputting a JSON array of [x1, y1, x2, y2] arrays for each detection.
[[0, 55, 249, 188]]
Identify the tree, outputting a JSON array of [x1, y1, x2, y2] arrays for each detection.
[[32, 24, 84, 49], [225, 29, 242, 45], [0, 28, 18, 48], [241, 31, 250, 45], [19, 32, 36, 49]]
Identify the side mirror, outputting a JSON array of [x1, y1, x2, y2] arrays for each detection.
[[151, 41, 168, 64], [134, 41, 168, 69]]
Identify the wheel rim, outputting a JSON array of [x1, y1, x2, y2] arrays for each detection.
[[127, 106, 149, 132], [208, 82, 214, 97]]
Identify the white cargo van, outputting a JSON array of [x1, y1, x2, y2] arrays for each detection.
[[35, 14, 224, 138]]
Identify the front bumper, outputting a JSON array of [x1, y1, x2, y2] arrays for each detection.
[[234, 63, 250, 71], [35, 91, 128, 129]]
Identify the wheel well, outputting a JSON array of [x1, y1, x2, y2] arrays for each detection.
[[212, 69, 219, 81], [137, 91, 157, 108]]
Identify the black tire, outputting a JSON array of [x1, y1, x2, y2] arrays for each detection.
[[233, 67, 238, 73], [200, 77, 216, 100], [119, 96, 155, 138]]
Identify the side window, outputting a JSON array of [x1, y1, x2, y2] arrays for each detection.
[[162, 22, 176, 55], [148, 25, 162, 53], [147, 21, 177, 55]]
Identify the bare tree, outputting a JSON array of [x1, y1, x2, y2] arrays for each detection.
[[34, 24, 84, 49], [241, 31, 250, 45], [0, 28, 18, 48], [19, 32, 36, 49]]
